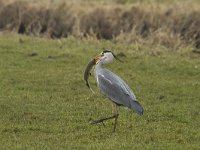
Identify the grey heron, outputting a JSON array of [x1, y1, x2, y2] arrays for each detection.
[[84, 50, 144, 132]]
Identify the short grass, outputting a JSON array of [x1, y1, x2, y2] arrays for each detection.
[[0, 34, 200, 149]]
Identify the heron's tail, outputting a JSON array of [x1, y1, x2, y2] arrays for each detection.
[[130, 100, 144, 115]]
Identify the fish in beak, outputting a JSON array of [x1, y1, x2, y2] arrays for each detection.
[[84, 58, 95, 94], [84, 51, 121, 93]]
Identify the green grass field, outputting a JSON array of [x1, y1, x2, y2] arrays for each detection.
[[0, 34, 200, 149]]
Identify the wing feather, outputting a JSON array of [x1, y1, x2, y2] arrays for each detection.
[[97, 69, 143, 115]]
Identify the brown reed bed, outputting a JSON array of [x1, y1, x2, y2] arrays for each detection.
[[0, 0, 200, 49]]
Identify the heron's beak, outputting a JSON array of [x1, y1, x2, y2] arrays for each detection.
[[94, 54, 103, 63]]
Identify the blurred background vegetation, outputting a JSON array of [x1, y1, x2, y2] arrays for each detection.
[[0, 0, 200, 50]]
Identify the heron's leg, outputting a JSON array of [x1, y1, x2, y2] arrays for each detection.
[[112, 103, 119, 132], [90, 103, 119, 128], [90, 115, 116, 124]]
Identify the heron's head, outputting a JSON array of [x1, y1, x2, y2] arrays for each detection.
[[95, 50, 121, 64]]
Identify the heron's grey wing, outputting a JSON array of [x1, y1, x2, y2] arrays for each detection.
[[97, 70, 143, 115]]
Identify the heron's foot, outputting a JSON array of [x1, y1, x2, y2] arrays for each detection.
[[90, 119, 105, 124], [90, 115, 117, 125], [90, 120, 106, 126]]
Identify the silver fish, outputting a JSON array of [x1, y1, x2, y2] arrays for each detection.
[[84, 59, 96, 93]]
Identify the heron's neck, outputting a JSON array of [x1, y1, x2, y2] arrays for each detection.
[[95, 61, 104, 70], [94, 61, 104, 81]]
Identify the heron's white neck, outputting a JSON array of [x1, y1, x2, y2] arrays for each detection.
[[95, 60, 103, 70], [94, 61, 104, 81]]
